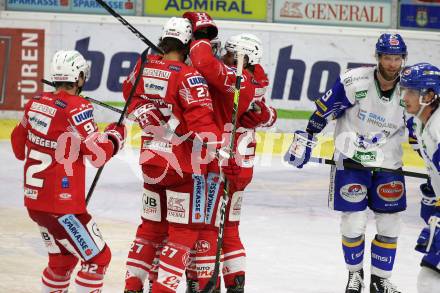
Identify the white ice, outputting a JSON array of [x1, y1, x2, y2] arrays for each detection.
[[0, 141, 426, 292]]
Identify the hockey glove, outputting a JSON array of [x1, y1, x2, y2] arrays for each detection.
[[284, 130, 317, 168], [183, 12, 218, 40], [240, 101, 274, 129], [129, 103, 166, 137], [306, 111, 328, 134], [415, 212, 440, 254], [218, 147, 241, 181], [105, 122, 127, 155], [420, 180, 437, 224]]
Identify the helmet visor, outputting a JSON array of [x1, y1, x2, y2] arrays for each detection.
[[400, 87, 421, 99]]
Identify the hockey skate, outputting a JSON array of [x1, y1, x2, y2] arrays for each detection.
[[370, 275, 401, 293], [186, 278, 199, 293], [345, 269, 364, 293], [226, 275, 245, 293]]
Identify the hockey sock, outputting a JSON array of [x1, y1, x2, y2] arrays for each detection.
[[41, 254, 77, 293], [371, 234, 397, 278], [195, 229, 221, 291], [153, 226, 198, 292], [222, 226, 246, 289], [41, 267, 72, 293], [342, 235, 365, 272], [74, 245, 111, 293], [126, 221, 167, 291]]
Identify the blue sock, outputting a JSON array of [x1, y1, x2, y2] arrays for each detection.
[[342, 235, 365, 271], [371, 234, 397, 278]]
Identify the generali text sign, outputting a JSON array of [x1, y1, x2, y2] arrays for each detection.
[[274, 0, 392, 28]]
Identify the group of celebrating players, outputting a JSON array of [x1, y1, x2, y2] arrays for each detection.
[[8, 9, 440, 293], [11, 12, 276, 293]]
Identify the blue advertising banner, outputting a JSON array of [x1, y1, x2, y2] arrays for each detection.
[[400, 1, 440, 30], [6, 0, 71, 12], [71, 0, 135, 15], [6, 0, 136, 15]]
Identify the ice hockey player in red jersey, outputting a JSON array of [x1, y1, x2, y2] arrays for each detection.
[[122, 17, 237, 293], [183, 12, 277, 292], [10, 50, 126, 293]]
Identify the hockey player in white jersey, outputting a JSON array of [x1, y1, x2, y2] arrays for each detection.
[[400, 62, 440, 293], [285, 33, 408, 293]]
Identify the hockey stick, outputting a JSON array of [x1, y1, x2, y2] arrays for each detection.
[[310, 156, 429, 179], [201, 53, 245, 293], [82, 96, 123, 114], [95, 0, 163, 54], [42, 79, 124, 114], [86, 47, 150, 205]]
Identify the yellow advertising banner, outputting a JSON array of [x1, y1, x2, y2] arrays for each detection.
[[144, 0, 267, 21]]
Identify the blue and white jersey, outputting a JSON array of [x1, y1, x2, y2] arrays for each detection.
[[315, 66, 406, 169], [414, 109, 440, 199]]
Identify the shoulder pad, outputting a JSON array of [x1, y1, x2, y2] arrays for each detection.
[[341, 66, 373, 88]]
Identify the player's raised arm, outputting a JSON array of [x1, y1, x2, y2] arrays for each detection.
[[10, 102, 32, 161], [284, 75, 355, 168]]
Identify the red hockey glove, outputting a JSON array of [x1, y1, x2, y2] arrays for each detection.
[[183, 12, 218, 40], [129, 103, 166, 136], [218, 148, 241, 181], [221, 157, 241, 181], [240, 101, 271, 129], [105, 122, 127, 155]]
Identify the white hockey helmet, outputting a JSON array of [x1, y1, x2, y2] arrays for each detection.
[[50, 50, 89, 83], [162, 17, 192, 45], [210, 37, 222, 58], [224, 33, 263, 65]]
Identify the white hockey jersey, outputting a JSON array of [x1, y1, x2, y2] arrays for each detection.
[[414, 109, 440, 197], [331, 67, 407, 169]]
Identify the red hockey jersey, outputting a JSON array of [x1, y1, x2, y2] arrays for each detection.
[[122, 55, 221, 175], [189, 40, 276, 176], [11, 91, 115, 214]]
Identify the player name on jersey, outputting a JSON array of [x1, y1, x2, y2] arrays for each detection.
[[28, 131, 57, 149]]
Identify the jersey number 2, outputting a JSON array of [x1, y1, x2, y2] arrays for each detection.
[[26, 149, 52, 188]]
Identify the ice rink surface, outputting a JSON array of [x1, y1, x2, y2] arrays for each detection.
[[0, 141, 426, 292]]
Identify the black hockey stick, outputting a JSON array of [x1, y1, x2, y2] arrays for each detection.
[[95, 0, 163, 54], [42, 79, 124, 114], [82, 96, 123, 114], [310, 156, 429, 179], [86, 47, 150, 205], [201, 53, 246, 293]]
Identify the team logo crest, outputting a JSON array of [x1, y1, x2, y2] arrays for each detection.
[[389, 36, 399, 46], [403, 68, 411, 76], [195, 240, 211, 253], [416, 8, 428, 27]]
